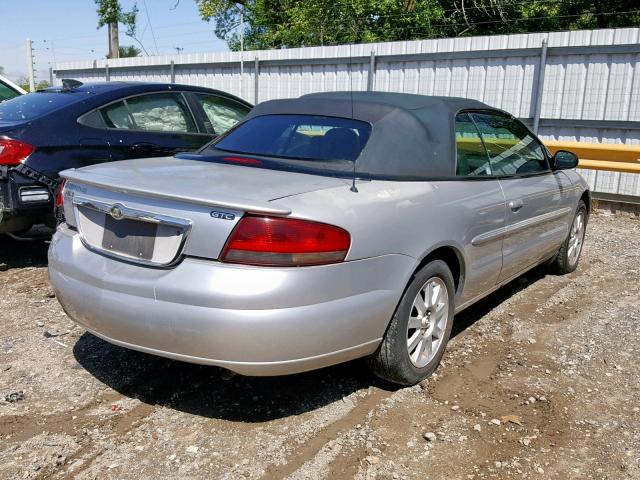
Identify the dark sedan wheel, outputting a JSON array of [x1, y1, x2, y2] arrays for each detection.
[[369, 260, 455, 386], [549, 200, 587, 275]]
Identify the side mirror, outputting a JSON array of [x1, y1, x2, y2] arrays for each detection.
[[551, 150, 579, 170]]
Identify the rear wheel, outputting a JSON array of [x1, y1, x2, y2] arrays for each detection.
[[548, 200, 587, 274], [369, 260, 455, 386]]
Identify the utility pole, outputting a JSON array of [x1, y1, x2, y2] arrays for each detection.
[[26, 38, 35, 92], [108, 22, 120, 59]]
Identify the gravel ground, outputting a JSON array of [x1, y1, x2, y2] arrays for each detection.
[[0, 212, 638, 480]]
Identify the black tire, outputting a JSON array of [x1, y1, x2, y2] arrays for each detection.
[[369, 260, 455, 386], [548, 200, 588, 275]]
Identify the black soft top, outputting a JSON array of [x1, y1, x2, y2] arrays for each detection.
[[246, 92, 499, 178]]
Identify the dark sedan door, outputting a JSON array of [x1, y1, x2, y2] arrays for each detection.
[[98, 92, 214, 160]]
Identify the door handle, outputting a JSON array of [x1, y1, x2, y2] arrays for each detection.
[[508, 199, 524, 212]]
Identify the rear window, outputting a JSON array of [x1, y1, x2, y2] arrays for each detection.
[[214, 114, 371, 162], [0, 91, 81, 121]]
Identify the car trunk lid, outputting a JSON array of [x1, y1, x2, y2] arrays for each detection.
[[61, 156, 347, 266], [0, 119, 28, 134]]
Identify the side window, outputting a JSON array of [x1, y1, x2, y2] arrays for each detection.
[[0, 82, 20, 102], [100, 93, 197, 133], [101, 101, 134, 129], [78, 110, 105, 128], [126, 93, 197, 133], [455, 112, 491, 177], [195, 94, 249, 134], [471, 112, 549, 176]]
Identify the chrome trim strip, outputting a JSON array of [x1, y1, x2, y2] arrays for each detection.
[[72, 195, 193, 268], [471, 226, 508, 246], [472, 207, 571, 246], [73, 196, 192, 228]]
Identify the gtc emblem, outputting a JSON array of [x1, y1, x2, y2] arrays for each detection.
[[110, 205, 125, 220], [210, 211, 235, 221]]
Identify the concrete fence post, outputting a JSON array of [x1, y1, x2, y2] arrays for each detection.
[[532, 38, 548, 135], [254, 57, 260, 104], [105, 62, 110, 82], [170, 60, 175, 83], [367, 50, 376, 91]]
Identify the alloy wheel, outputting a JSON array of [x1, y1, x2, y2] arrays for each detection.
[[567, 210, 585, 267], [406, 277, 449, 368]]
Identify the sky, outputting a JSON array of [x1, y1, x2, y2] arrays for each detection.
[[0, 0, 230, 82]]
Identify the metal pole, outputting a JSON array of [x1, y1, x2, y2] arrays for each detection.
[[533, 38, 548, 135], [367, 49, 376, 91], [49, 67, 53, 86], [239, 10, 244, 98], [26, 38, 35, 92], [254, 57, 259, 104], [170, 60, 175, 83]]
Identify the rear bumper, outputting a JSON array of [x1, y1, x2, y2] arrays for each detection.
[[48, 225, 415, 376], [0, 171, 54, 232]]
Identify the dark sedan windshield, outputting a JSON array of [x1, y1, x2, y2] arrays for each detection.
[[213, 114, 372, 162], [0, 91, 82, 121]]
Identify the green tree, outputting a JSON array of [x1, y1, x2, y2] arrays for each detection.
[[95, 0, 137, 30], [197, 0, 640, 50], [198, 0, 448, 49], [16, 78, 50, 92], [16, 77, 29, 91], [118, 45, 142, 57], [95, 0, 149, 55]]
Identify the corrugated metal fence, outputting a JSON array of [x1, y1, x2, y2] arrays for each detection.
[[54, 28, 640, 197]]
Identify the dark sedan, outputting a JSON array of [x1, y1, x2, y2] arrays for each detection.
[[0, 81, 251, 234]]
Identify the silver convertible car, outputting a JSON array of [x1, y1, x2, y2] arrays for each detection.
[[48, 92, 589, 385]]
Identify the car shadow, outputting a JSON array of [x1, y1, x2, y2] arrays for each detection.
[[0, 233, 50, 271], [73, 332, 397, 423], [451, 265, 547, 338], [72, 266, 549, 423]]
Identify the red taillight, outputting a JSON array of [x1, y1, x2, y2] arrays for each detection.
[[0, 138, 34, 166], [223, 156, 263, 166], [221, 215, 351, 267], [55, 179, 67, 207]]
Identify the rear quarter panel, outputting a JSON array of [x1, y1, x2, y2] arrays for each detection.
[[280, 179, 506, 304]]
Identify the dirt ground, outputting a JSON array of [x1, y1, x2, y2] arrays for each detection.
[[0, 212, 638, 480]]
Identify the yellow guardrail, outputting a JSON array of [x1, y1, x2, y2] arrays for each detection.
[[544, 140, 640, 174], [456, 137, 640, 174]]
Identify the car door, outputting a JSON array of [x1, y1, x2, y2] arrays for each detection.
[[470, 111, 572, 283], [452, 112, 506, 304], [99, 92, 214, 161]]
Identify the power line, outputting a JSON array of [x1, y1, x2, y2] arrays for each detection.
[[43, 7, 640, 61], [357, 9, 640, 31], [142, 0, 160, 55], [150, 8, 640, 49], [354, 0, 567, 19]]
